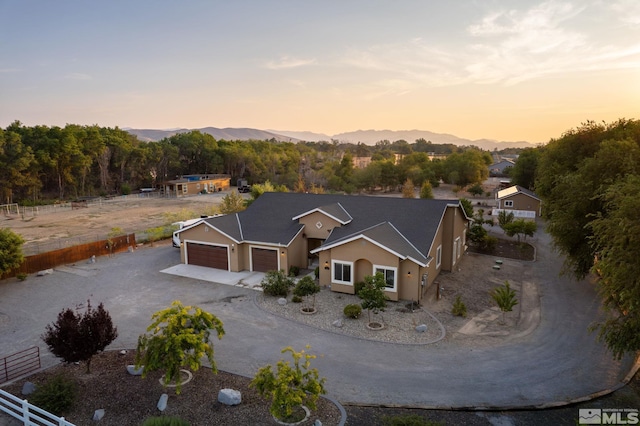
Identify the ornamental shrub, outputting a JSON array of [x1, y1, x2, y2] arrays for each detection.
[[343, 304, 362, 319], [451, 296, 467, 318], [261, 270, 294, 297], [141, 416, 190, 426], [30, 374, 77, 416]]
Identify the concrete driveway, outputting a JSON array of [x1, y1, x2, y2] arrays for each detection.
[[0, 231, 636, 409]]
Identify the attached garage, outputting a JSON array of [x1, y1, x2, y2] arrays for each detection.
[[251, 247, 278, 272], [186, 243, 229, 270]]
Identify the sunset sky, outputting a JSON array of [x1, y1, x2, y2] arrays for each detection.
[[1, 1, 639, 143]]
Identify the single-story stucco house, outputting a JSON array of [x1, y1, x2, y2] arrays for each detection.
[[160, 174, 231, 197], [494, 185, 541, 218], [175, 192, 469, 302]]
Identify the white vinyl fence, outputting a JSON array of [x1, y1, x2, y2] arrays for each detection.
[[0, 389, 75, 426], [491, 208, 536, 219]]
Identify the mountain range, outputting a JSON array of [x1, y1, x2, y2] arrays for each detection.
[[125, 127, 538, 150]]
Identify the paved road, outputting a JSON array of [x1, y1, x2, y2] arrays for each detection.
[[0, 231, 635, 409]]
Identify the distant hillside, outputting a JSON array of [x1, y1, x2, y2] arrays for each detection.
[[126, 127, 301, 143], [332, 129, 537, 150], [267, 130, 333, 142], [126, 127, 537, 149]]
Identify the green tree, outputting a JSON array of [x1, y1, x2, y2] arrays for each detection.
[[419, 180, 434, 199], [467, 182, 484, 197], [588, 175, 640, 358], [0, 228, 24, 276], [218, 191, 247, 214], [401, 178, 415, 198], [293, 276, 321, 311], [510, 148, 539, 190], [360, 272, 387, 324], [42, 300, 118, 373], [497, 210, 514, 230], [536, 119, 640, 278], [491, 281, 518, 323], [503, 219, 536, 243], [251, 346, 326, 421], [135, 300, 225, 394], [459, 198, 474, 219]]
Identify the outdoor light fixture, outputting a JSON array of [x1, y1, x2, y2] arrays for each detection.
[[324, 261, 329, 270], [231, 244, 235, 252]]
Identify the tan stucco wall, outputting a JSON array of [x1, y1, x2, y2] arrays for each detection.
[[297, 212, 342, 239], [501, 193, 540, 215], [439, 206, 467, 271]]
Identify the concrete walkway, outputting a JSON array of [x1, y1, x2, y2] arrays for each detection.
[[0, 232, 636, 410]]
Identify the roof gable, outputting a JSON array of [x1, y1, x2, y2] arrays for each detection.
[[291, 202, 352, 224], [497, 185, 540, 200]]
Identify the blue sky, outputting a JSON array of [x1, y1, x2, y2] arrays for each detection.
[[1, 1, 639, 143]]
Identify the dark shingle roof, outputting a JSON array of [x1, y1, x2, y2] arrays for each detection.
[[204, 193, 463, 263]]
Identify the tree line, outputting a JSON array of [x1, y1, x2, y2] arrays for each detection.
[[0, 121, 494, 204], [509, 118, 640, 358]]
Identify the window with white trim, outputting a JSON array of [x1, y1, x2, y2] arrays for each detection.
[[504, 200, 514, 207], [332, 260, 353, 285], [436, 245, 442, 269], [373, 265, 397, 291]]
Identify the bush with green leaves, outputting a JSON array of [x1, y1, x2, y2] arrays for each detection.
[[354, 280, 365, 297], [141, 416, 190, 426], [30, 374, 77, 416], [292, 295, 303, 303], [451, 295, 467, 318], [491, 281, 518, 323], [343, 304, 362, 319], [293, 276, 320, 310], [288, 265, 300, 277], [250, 346, 326, 422], [314, 266, 319, 279], [260, 270, 295, 297], [0, 228, 24, 276]]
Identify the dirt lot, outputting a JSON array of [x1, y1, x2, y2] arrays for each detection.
[[1, 192, 232, 254]]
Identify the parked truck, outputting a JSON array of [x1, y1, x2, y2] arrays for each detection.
[[237, 178, 251, 193]]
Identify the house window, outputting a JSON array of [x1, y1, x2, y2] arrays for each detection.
[[436, 245, 442, 269], [504, 200, 514, 207], [373, 265, 397, 291], [332, 260, 353, 285]]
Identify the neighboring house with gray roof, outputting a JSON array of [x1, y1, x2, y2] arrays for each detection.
[[175, 193, 469, 302], [494, 185, 541, 218]]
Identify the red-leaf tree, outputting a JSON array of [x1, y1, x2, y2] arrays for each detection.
[[42, 300, 118, 373]]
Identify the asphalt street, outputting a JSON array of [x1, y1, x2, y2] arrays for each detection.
[[0, 230, 636, 409]]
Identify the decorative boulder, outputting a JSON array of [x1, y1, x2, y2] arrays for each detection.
[[415, 324, 428, 333], [126, 365, 144, 376], [218, 388, 242, 406], [92, 409, 105, 421], [277, 298, 287, 306], [315, 420, 323, 426], [332, 319, 343, 328], [157, 394, 168, 411], [21, 382, 36, 395]]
